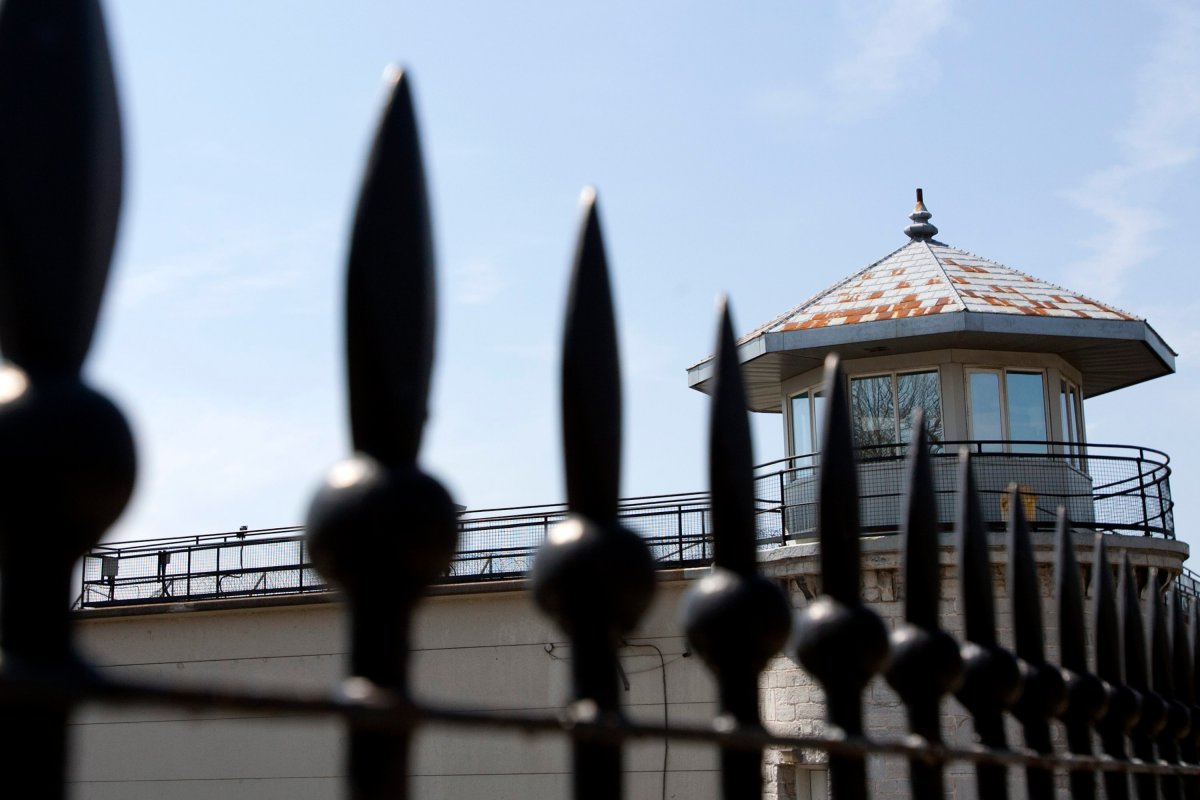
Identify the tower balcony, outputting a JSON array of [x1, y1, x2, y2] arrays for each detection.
[[763, 439, 1174, 542]]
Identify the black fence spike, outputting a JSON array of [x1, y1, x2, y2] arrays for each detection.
[[707, 298, 756, 577], [682, 297, 791, 799], [1123, 556, 1163, 800], [0, 3, 135, 797], [816, 354, 861, 605], [345, 69, 436, 467], [884, 414, 963, 799], [1188, 602, 1200, 800], [1056, 511, 1105, 799], [958, 451, 998, 649], [531, 190, 654, 800], [1155, 575, 1186, 800], [306, 70, 458, 800], [1170, 586, 1198, 799], [1008, 486, 1046, 665], [0, 0, 122, 376], [1096, 536, 1135, 800], [793, 354, 889, 800], [1007, 486, 1063, 800], [954, 451, 1021, 800], [900, 414, 940, 632], [560, 190, 621, 522]]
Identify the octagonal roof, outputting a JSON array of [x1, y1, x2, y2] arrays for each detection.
[[688, 191, 1176, 412]]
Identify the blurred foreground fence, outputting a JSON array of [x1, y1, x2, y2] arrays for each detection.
[[3, 4, 1200, 800]]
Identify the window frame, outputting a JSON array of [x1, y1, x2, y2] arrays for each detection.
[[847, 367, 945, 455], [965, 367, 1053, 453], [787, 388, 825, 460]]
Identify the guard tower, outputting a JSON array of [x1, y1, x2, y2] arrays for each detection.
[[688, 190, 1179, 543]]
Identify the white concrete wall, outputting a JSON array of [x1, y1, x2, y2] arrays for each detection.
[[70, 532, 1189, 800], [70, 576, 721, 800]]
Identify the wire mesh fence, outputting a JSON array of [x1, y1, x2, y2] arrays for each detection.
[[758, 440, 1174, 541], [79, 441, 1174, 609]]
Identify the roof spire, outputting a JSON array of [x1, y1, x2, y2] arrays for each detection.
[[904, 188, 938, 240]]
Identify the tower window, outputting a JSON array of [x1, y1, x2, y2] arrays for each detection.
[[848, 369, 944, 456], [966, 369, 1049, 453]]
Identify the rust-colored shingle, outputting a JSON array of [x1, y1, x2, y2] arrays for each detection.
[[739, 238, 1140, 340]]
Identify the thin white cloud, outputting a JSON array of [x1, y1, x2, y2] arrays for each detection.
[[116, 256, 302, 316], [451, 258, 504, 306], [829, 0, 953, 122], [112, 222, 335, 317], [1066, 0, 1200, 297], [750, 0, 954, 123]]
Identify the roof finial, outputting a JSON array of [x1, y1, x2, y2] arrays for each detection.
[[904, 187, 938, 240]]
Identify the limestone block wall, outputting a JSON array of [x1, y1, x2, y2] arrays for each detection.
[[757, 531, 1189, 800]]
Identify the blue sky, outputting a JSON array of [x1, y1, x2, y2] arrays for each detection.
[[91, 1, 1200, 552]]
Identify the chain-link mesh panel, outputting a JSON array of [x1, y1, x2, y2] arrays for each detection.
[[78, 443, 1172, 608]]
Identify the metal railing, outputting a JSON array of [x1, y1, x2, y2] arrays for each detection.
[[78, 438, 1175, 608], [759, 439, 1175, 539], [2, 5, 1198, 800]]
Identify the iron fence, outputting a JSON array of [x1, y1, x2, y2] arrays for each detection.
[[3, 4, 1200, 800]]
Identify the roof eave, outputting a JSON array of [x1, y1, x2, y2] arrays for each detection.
[[687, 311, 1176, 412]]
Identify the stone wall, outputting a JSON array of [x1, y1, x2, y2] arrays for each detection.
[[757, 531, 1189, 800]]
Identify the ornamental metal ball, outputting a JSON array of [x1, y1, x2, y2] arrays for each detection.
[[1013, 660, 1069, 722], [682, 568, 791, 674], [956, 641, 1023, 713], [531, 514, 654, 637], [886, 623, 964, 702], [306, 454, 458, 598], [1063, 670, 1110, 725], [1104, 682, 1142, 736], [0, 369, 135, 562], [792, 595, 890, 690]]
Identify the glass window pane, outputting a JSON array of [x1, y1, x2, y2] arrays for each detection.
[[1060, 380, 1078, 464], [898, 370, 943, 449], [791, 393, 814, 457], [968, 371, 1003, 452], [1069, 385, 1083, 443], [812, 390, 826, 450], [1059, 382, 1073, 460], [1007, 372, 1047, 453], [851, 375, 896, 452]]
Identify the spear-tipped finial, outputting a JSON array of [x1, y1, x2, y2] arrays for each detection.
[[904, 188, 939, 240]]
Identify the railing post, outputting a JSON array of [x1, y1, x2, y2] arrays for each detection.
[[1140, 450, 1152, 536], [778, 469, 787, 545], [676, 503, 685, 563]]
